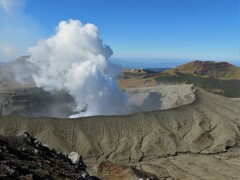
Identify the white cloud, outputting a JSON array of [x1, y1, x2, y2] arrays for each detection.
[[0, 0, 43, 61], [0, 0, 23, 14], [0, 0, 12, 13]]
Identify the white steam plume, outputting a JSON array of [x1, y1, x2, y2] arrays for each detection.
[[28, 19, 130, 117]]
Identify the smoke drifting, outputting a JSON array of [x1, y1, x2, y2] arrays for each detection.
[[28, 20, 130, 117]]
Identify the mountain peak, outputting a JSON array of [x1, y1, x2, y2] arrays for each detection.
[[164, 60, 240, 79]]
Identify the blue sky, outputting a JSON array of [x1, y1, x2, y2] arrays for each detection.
[[0, 0, 239, 66]]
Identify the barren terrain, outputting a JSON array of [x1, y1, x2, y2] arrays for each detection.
[[0, 59, 240, 179], [0, 88, 240, 179]]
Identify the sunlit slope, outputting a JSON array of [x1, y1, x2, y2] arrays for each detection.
[[163, 60, 240, 79], [0, 88, 239, 164]]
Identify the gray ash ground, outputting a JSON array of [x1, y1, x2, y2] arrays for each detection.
[[0, 132, 98, 180]]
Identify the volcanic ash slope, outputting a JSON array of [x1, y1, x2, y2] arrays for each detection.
[[0, 88, 239, 165]]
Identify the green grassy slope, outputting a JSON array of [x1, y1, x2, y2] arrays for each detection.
[[155, 72, 240, 98], [163, 60, 240, 79]]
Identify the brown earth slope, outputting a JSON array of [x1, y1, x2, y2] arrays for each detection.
[[163, 60, 240, 79], [0, 88, 239, 179], [0, 88, 239, 162], [119, 61, 240, 98]]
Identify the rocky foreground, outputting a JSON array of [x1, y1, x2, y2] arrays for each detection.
[[1, 133, 239, 180], [0, 132, 98, 179], [0, 133, 158, 179]]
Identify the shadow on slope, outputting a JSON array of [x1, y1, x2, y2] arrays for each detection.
[[0, 88, 239, 165]]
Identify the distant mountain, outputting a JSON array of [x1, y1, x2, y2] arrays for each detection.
[[152, 60, 240, 97], [120, 60, 240, 97], [163, 60, 240, 79]]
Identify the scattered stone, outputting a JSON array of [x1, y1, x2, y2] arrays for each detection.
[[0, 133, 98, 179], [68, 151, 80, 164], [91, 161, 159, 180]]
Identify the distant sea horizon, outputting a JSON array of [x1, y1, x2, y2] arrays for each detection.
[[110, 57, 240, 69], [0, 57, 239, 69]]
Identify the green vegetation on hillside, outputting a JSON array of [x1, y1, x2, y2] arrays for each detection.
[[155, 72, 240, 98], [163, 60, 240, 79]]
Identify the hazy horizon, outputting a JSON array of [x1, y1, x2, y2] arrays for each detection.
[[111, 57, 240, 68], [1, 56, 239, 69]]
